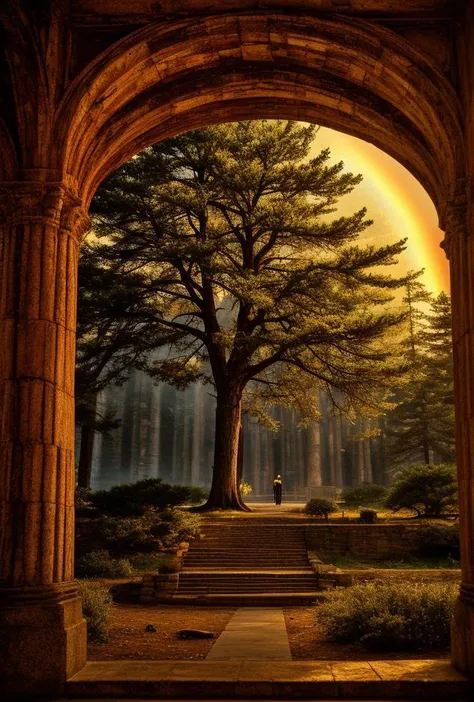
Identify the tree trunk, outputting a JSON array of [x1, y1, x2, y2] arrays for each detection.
[[77, 398, 98, 488], [77, 423, 95, 488], [201, 385, 250, 511], [237, 422, 244, 485]]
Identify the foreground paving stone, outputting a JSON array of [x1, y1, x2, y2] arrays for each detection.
[[66, 659, 472, 699], [206, 607, 292, 660]]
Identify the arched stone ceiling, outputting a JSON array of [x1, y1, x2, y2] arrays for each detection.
[[53, 12, 464, 215]]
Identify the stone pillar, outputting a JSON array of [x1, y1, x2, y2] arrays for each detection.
[[442, 193, 474, 677], [0, 182, 88, 696]]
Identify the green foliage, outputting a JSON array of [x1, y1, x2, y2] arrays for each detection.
[[99, 509, 201, 555], [128, 553, 167, 571], [76, 549, 132, 578], [99, 515, 159, 554], [385, 463, 458, 517], [77, 581, 113, 643], [91, 478, 192, 516], [359, 509, 377, 523], [157, 508, 202, 550], [317, 581, 457, 651], [239, 480, 253, 496], [304, 498, 338, 520], [187, 486, 209, 505], [385, 283, 455, 466], [416, 524, 460, 561], [342, 484, 387, 507], [75, 487, 95, 512]]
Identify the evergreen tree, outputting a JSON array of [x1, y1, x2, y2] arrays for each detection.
[[91, 120, 411, 510], [76, 242, 168, 487], [385, 278, 455, 467], [424, 292, 455, 461]]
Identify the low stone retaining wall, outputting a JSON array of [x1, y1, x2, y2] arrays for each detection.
[[304, 524, 424, 561], [139, 573, 179, 602]]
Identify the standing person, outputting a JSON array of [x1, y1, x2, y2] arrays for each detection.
[[273, 475, 283, 505]]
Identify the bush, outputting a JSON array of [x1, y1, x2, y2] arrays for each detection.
[[360, 509, 377, 524], [128, 553, 167, 571], [239, 480, 253, 496], [158, 509, 202, 549], [416, 524, 460, 561], [342, 484, 387, 507], [100, 509, 202, 555], [317, 581, 457, 651], [75, 487, 95, 513], [385, 464, 458, 517], [76, 549, 132, 578], [158, 556, 181, 574], [187, 486, 209, 505], [90, 478, 193, 517], [304, 498, 338, 521], [77, 581, 113, 643]]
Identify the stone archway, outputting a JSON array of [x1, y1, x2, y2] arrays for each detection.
[[0, 2, 473, 696]]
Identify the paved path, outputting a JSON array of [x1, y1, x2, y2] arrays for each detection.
[[206, 607, 292, 660]]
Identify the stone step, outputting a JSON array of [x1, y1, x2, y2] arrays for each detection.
[[66, 659, 471, 699]]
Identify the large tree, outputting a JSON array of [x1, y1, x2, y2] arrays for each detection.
[[91, 120, 410, 510]]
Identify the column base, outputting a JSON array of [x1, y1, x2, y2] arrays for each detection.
[[451, 586, 474, 678], [0, 583, 87, 698]]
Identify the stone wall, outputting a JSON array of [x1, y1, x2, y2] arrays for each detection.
[[304, 524, 425, 561]]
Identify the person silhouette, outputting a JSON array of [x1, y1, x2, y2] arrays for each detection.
[[273, 474, 282, 505]]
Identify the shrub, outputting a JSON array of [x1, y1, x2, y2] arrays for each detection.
[[77, 581, 113, 643], [317, 581, 457, 651], [90, 478, 193, 517], [342, 484, 387, 507], [157, 509, 202, 549], [385, 464, 458, 517], [128, 553, 166, 571], [158, 556, 181, 574], [187, 486, 209, 505], [75, 487, 95, 513], [304, 498, 338, 521], [359, 509, 377, 524], [239, 480, 253, 496], [100, 509, 202, 555], [416, 524, 460, 561], [76, 549, 132, 578]]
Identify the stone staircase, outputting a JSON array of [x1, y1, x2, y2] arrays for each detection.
[[174, 520, 321, 604]]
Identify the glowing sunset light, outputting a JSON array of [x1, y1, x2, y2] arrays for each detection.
[[313, 127, 449, 294]]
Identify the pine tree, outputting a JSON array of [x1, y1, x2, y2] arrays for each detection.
[[75, 242, 170, 487], [385, 277, 455, 467], [91, 120, 411, 510], [423, 292, 455, 461]]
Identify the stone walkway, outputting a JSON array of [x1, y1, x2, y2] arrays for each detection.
[[206, 607, 292, 660]]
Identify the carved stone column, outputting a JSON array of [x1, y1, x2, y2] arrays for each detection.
[[441, 188, 474, 676], [0, 182, 89, 696]]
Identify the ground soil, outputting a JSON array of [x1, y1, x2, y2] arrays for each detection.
[[88, 603, 450, 662], [87, 605, 236, 660]]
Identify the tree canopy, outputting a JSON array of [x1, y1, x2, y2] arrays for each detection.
[[90, 120, 413, 509]]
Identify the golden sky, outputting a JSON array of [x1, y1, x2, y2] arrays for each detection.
[[311, 127, 449, 294]]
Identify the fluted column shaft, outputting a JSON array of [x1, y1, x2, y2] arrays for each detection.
[[442, 193, 474, 676], [0, 182, 89, 695]]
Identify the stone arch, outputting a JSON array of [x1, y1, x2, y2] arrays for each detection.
[[52, 12, 465, 213], [3, 7, 474, 695]]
